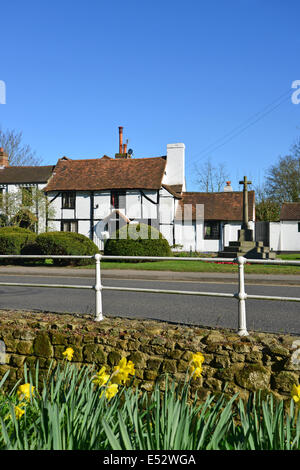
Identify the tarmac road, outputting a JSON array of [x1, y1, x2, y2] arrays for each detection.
[[0, 272, 300, 335]]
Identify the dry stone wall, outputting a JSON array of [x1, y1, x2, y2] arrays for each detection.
[[0, 309, 300, 401]]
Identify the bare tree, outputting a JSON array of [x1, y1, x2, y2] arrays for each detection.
[[0, 127, 41, 166], [194, 158, 229, 192]]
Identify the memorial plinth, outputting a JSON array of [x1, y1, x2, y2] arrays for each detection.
[[218, 176, 276, 259]]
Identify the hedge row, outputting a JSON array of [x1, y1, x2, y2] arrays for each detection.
[[0, 223, 171, 265], [0, 228, 99, 266], [0, 227, 36, 257], [22, 231, 100, 266]]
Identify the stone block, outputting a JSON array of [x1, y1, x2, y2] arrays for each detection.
[[33, 332, 53, 358], [235, 364, 271, 391]]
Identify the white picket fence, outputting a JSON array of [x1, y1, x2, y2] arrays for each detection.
[[0, 254, 300, 336]]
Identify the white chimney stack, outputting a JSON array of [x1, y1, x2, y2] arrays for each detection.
[[163, 143, 185, 189]]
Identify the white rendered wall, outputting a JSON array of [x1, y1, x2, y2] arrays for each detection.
[[174, 221, 196, 251], [160, 225, 173, 246], [76, 192, 90, 219], [269, 222, 281, 251], [78, 220, 90, 239], [47, 191, 60, 220], [126, 191, 141, 218], [223, 223, 241, 246], [94, 192, 111, 219], [202, 239, 220, 252], [141, 190, 158, 219], [280, 221, 300, 251], [159, 198, 174, 225], [163, 143, 185, 187]]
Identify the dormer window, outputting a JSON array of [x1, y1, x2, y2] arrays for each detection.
[[62, 191, 75, 209]]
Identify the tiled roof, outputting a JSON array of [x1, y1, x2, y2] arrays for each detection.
[[44, 156, 167, 192], [280, 203, 300, 220], [176, 191, 255, 221], [0, 165, 55, 184], [162, 184, 183, 198]]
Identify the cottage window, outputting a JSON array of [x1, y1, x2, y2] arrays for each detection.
[[62, 191, 75, 209], [298, 222, 300, 233], [204, 221, 220, 240], [61, 220, 78, 232], [111, 190, 125, 209], [22, 187, 33, 206]]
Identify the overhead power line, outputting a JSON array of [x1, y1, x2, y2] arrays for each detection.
[[187, 88, 292, 167]]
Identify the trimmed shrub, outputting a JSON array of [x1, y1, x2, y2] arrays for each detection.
[[22, 231, 100, 266], [0, 226, 37, 259], [104, 223, 171, 260]]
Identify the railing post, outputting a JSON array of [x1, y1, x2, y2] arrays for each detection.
[[94, 253, 103, 321], [237, 256, 249, 336]]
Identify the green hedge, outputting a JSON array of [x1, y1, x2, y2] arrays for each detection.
[[22, 231, 99, 266], [0, 226, 37, 257], [104, 223, 171, 260]]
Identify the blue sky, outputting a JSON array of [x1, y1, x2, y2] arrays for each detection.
[[1, 0, 300, 191]]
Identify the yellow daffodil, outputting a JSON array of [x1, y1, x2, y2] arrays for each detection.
[[191, 352, 205, 367], [17, 383, 35, 401], [92, 366, 110, 387], [62, 347, 74, 361], [291, 384, 300, 404], [14, 404, 25, 420], [189, 365, 203, 379], [112, 357, 135, 385], [188, 352, 204, 380], [100, 383, 119, 401]]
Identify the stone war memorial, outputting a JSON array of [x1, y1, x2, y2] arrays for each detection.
[[219, 176, 276, 259]]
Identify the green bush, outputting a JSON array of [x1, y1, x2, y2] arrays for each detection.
[[0, 214, 8, 227], [0, 226, 37, 257], [104, 223, 171, 260], [11, 209, 37, 231], [22, 231, 99, 266]]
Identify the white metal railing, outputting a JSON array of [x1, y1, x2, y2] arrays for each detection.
[[0, 254, 300, 336]]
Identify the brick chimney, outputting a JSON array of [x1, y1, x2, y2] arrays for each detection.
[[0, 148, 8, 168], [115, 126, 130, 159]]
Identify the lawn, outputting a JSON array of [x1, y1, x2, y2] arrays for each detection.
[[78, 253, 300, 275], [3, 253, 300, 275]]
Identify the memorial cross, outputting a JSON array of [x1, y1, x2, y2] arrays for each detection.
[[239, 176, 252, 230]]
